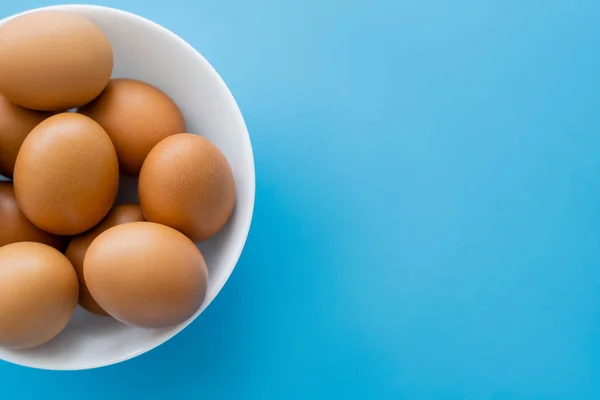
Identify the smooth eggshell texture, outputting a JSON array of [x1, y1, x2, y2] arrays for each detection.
[[79, 79, 186, 176], [14, 113, 119, 235], [84, 222, 208, 328], [139, 134, 236, 242], [0, 242, 79, 349], [65, 204, 145, 316], [0, 95, 51, 178], [0, 182, 66, 250], [0, 11, 113, 111]]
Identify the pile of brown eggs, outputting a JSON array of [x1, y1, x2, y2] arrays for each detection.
[[0, 11, 235, 349]]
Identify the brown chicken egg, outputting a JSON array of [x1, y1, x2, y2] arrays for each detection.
[[139, 134, 236, 242], [0, 242, 78, 349], [65, 204, 145, 316], [0, 11, 113, 111], [0, 182, 66, 250], [14, 113, 119, 236], [79, 79, 186, 176], [0, 95, 51, 178], [84, 222, 208, 328]]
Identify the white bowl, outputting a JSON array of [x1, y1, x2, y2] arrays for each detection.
[[0, 5, 255, 370]]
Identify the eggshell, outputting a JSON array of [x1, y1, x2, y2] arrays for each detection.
[[65, 204, 144, 316], [0, 182, 66, 250], [0, 95, 51, 178], [14, 113, 119, 235], [0, 242, 78, 349], [139, 133, 236, 242], [84, 222, 208, 328], [79, 79, 186, 176], [0, 11, 113, 111]]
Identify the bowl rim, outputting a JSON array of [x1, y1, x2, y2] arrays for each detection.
[[0, 4, 255, 370]]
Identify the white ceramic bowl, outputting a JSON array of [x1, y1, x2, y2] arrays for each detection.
[[0, 5, 255, 370]]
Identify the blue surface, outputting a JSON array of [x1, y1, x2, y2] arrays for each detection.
[[1, 0, 600, 398]]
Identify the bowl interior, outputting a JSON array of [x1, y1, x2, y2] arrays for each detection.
[[0, 5, 254, 370]]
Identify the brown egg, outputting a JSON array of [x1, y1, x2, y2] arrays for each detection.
[[0, 182, 66, 250], [0, 242, 78, 349], [0, 95, 51, 178], [65, 204, 145, 316], [139, 134, 236, 242], [14, 113, 119, 235], [0, 11, 113, 111], [79, 79, 186, 176], [84, 222, 208, 328]]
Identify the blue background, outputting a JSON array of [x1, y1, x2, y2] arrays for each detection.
[[1, 0, 600, 399]]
